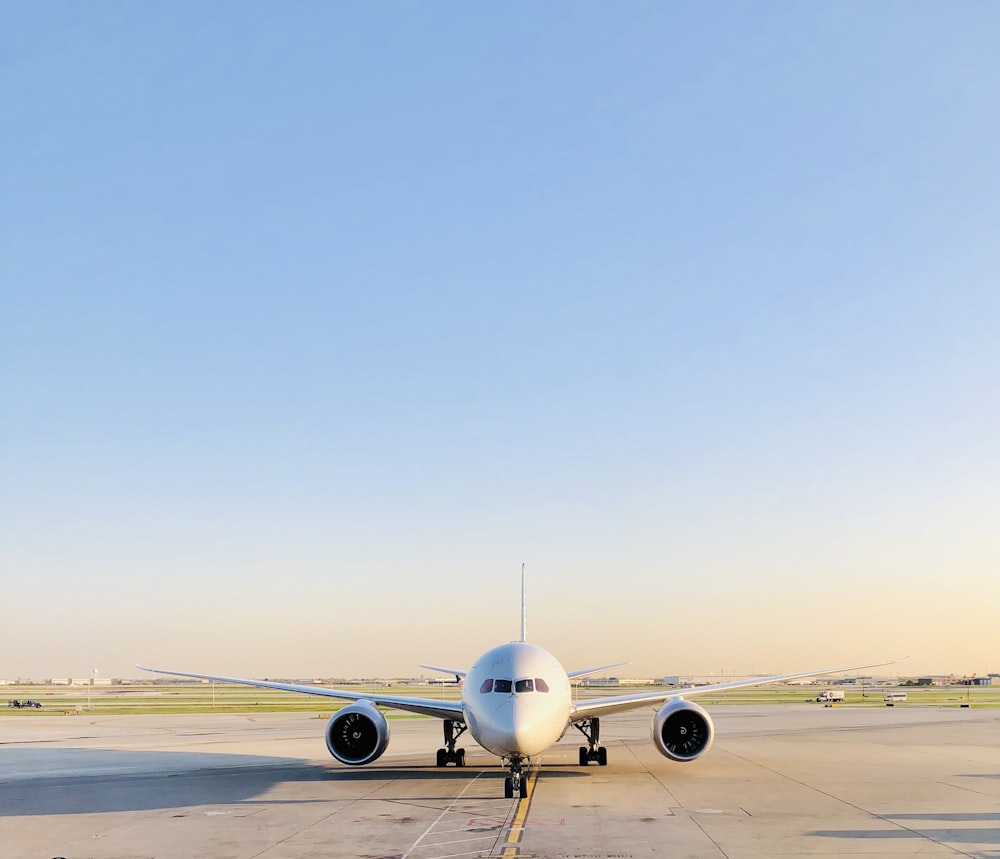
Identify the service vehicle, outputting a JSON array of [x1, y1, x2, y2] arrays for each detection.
[[816, 689, 845, 702]]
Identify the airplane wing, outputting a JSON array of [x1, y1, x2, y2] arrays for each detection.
[[570, 657, 908, 721], [419, 664, 467, 682], [567, 661, 630, 680], [136, 665, 464, 721]]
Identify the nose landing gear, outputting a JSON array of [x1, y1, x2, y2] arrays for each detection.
[[503, 755, 530, 798]]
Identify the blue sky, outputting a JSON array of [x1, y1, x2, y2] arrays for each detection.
[[3, 3, 998, 680]]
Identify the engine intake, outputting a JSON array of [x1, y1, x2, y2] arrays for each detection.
[[325, 701, 390, 765], [651, 698, 714, 762]]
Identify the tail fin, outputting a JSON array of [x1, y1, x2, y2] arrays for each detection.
[[520, 563, 527, 642]]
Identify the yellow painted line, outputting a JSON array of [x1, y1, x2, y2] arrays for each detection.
[[499, 765, 540, 857]]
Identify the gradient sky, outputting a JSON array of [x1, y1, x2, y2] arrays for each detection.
[[3, 3, 998, 682]]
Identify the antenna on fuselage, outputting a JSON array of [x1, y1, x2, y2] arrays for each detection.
[[520, 562, 527, 642]]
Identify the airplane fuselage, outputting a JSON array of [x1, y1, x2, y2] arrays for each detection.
[[462, 641, 572, 758]]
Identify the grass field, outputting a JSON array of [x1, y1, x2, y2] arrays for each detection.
[[3, 682, 998, 716], [1, 682, 450, 717]]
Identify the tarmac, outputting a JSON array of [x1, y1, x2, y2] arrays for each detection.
[[2, 702, 999, 858]]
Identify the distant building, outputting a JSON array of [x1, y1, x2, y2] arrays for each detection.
[[913, 675, 999, 686], [581, 677, 620, 687]]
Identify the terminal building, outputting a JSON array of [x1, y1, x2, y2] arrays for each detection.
[[912, 675, 999, 686]]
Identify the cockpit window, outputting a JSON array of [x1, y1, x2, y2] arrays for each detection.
[[483, 677, 549, 693]]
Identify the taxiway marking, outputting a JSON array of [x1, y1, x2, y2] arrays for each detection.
[[499, 766, 540, 858], [400, 771, 514, 859]]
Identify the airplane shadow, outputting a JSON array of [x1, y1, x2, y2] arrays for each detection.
[[886, 813, 1000, 822], [0, 748, 584, 816], [334, 764, 584, 781], [808, 811, 1000, 848], [809, 828, 1000, 846]]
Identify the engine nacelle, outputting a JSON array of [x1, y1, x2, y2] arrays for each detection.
[[325, 701, 390, 765], [651, 698, 714, 762]]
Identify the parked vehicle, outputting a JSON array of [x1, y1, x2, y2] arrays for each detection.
[[884, 692, 907, 703], [6, 699, 42, 709], [815, 690, 845, 703]]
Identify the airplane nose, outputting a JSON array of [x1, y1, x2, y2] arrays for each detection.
[[513, 720, 541, 749], [490, 695, 555, 756]]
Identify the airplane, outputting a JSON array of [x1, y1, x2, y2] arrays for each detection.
[[139, 573, 903, 799]]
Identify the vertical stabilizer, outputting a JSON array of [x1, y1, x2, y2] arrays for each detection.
[[520, 563, 527, 642]]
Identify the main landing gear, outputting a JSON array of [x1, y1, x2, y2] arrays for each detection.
[[574, 718, 607, 766], [503, 754, 529, 799], [435, 720, 467, 767]]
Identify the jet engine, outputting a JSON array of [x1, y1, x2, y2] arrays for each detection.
[[325, 701, 390, 765], [651, 698, 714, 762]]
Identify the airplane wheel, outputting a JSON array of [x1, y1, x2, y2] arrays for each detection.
[[436, 748, 447, 767], [456, 748, 466, 767], [579, 746, 589, 766], [504, 777, 514, 799], [597, 747, 608, 766], [519, 777, 529, 798]]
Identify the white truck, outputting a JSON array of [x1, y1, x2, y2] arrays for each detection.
[[816, 689, 845, 703], [884, 691, 907, 703]]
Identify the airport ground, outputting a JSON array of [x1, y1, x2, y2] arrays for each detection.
[[3, 686, 1000, 859]]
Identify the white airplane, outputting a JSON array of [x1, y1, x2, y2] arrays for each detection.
[[139, 576, 902, 798]]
